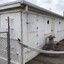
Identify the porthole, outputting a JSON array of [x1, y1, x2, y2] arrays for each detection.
[[59, 22, 61, 24], [47, 20, 49, 24]]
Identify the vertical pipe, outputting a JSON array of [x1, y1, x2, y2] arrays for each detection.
[[7, 17, 11, 64], [21, 12, 24, 64]]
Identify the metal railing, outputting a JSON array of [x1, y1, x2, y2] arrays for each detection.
[[18, 41, 64, 54], [0, 17, 11, 64], [18, 41, 64, 64]]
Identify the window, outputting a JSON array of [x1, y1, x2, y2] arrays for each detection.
[[47, 20, 49, 24]]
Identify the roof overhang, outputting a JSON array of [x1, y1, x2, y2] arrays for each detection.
[[0, 0, 64, 19]]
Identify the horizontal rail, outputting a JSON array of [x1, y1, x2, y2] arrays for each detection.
[[0, 32, 8, 33], [19, 42, 64, 54]]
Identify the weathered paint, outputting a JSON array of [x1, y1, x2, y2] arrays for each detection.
[[51, 17, 55, 36], [23, 12, 64, 63], [0, 12, 22, 64]]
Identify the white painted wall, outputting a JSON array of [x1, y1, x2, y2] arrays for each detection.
[[23, 13, 52, 63], [55, 18, 64, 42], [0, 9, 64, 64], [44, 16, 51, 34], [0, 12, 22, 64], [0, 12, 21, 39], [23, 12, 64, 63]]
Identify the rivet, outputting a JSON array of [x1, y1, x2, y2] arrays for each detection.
[[36, 27, 38, 29], [12, 47, 14, 49], [16, 52, 19, 55], [12, 46, 14, 49], [1, 44, 2, 46], [6, 46, 7, 50], [26, 22, 29, 24], [36, 34, 38, 37], [37, 42, 38, 45]]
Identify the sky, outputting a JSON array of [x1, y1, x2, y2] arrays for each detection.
[[26, 0, 64, 16], [0, 0, 64, 16]]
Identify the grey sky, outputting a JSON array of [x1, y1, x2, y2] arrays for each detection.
[[26, 0, 64, 16], [0, 0, 15, 4], [0, 0, 64, 16]]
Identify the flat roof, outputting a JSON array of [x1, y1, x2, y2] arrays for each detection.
[[0, 0, 64, 19]]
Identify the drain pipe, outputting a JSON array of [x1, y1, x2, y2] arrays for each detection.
[[20, 5, 29, 64]]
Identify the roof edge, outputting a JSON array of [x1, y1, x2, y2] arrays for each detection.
[[0, 0, 64, 19], [23, 1, 64, 19], [0, 1, 21, 7]]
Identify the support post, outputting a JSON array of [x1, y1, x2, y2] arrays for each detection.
[[7, 17, 11, 64]]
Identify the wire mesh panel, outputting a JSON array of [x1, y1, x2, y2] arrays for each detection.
[[0, 12, 22, 64], [0, 34, 7, 49], [0, 36, 22, 64], [0, 17, 11, 64], [0, 37, 21, 64], [0, 33, 8, 64]]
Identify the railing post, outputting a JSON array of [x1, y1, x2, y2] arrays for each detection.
[[21, 43, 24, 64], [7, 17, 11, 64], [17, 38, 24, 64]]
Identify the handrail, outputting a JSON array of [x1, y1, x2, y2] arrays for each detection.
[[0, 32, 8, 33], [18, 42, 64, 54]]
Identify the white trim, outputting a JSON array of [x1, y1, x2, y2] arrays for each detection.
[[0, 3, 21, 11], [0, 9, 22, 15]]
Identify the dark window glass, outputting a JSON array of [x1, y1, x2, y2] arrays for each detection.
[[47, 20, 49, 24], [59, 22, 61, 24]]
